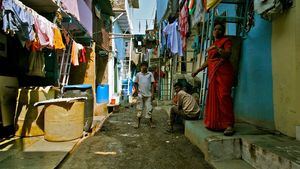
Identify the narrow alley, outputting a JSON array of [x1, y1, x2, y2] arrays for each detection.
[[60, 106, 213, 169], [1, 0, 300, 169]]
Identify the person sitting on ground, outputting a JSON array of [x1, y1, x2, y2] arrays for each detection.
[[167, 82, 200, 133], [132, 61, 155, 129]]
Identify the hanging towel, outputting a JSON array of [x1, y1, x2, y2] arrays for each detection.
[[71, 41, 79, 66]]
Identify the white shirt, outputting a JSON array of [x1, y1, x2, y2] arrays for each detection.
[[163, 20, 183, 57], [135, 72, 154, 97]]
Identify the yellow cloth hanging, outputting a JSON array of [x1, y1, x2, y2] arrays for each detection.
[[53, 28, 66, 50], [204, 0, 222, 11]]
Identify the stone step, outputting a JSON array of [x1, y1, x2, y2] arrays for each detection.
[[184, 121, 242, 161], [185, 120, 300, 169], [211, 159, 255, 169], [241, 135, 300, 169]]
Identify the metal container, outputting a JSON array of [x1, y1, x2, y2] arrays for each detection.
[[63, 84, 94, 132]]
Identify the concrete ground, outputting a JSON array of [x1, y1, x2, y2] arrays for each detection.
[[0, 115, 106, 169], [60, 106, 213, 169]]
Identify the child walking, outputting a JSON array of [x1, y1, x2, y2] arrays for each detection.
[[133, 61, 155, 128]]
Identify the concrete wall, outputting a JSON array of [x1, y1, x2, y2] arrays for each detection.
[[234, 15, 274, 129], [272, 2, 300, 137]]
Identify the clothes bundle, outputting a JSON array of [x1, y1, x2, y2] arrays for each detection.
[[2, 0, 87, 77]]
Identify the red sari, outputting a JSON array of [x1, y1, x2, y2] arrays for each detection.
[[204, 37, 235, 130]]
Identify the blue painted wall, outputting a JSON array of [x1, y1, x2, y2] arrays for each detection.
[[234, 15, 274, 128], [113, 22, 125, 60]]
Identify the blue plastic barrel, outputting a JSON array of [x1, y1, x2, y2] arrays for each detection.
[[96, 84, 109, 103]]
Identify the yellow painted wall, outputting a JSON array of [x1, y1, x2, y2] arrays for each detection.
[[272, 2, 300, 137]]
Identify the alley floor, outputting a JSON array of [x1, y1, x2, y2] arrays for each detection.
[[60, 106, 213, 169]]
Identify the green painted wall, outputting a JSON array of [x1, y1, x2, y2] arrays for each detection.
[[272, 2, 300, 137]]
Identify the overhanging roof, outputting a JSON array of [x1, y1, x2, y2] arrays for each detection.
[[94, 0, 114, 16], [20, 0, 59, 13], [114, 10, 130, 33]]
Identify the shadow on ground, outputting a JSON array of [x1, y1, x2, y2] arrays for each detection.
[[61, 106, 213, 169]]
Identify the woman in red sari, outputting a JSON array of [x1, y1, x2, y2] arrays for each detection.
[[192, 23, 235, 136]]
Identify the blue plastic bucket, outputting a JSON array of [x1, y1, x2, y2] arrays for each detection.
[[96, 84, 109, 103]]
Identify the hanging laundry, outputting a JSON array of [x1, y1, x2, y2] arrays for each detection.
[[163, 20, 183, 57], [2, 0, 35, 41], [77, 43, 86, 63], [188, 0, 195, 15], [71, 41, 85, 66], [190, 0, 204, 28], [34, 15, 54, 47], [79, 47, 87, 63], [62, 29, 71, 45], [27, 39, 45, 77], [203, 0, 222, 11], [71, 41, 79, 66], [53, 27, 66, 50], [191, 36, 200, 55], [44, 49, 59, 84], [179, 0, 189, 52]]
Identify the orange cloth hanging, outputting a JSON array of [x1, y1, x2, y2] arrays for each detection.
[[71, 41, 79, 66]]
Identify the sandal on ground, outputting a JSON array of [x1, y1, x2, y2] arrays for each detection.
[[224, 127, 234, 136]]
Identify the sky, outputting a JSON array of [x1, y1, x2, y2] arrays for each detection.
[[126, 0, 156, 35]]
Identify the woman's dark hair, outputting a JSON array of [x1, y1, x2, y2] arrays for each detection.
[[214, 22, 226, 35], [141, 61, 148, 67], [174, 82, 183, 88]]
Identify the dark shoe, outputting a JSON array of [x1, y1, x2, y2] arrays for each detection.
[[224, 127, 234, 136]]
